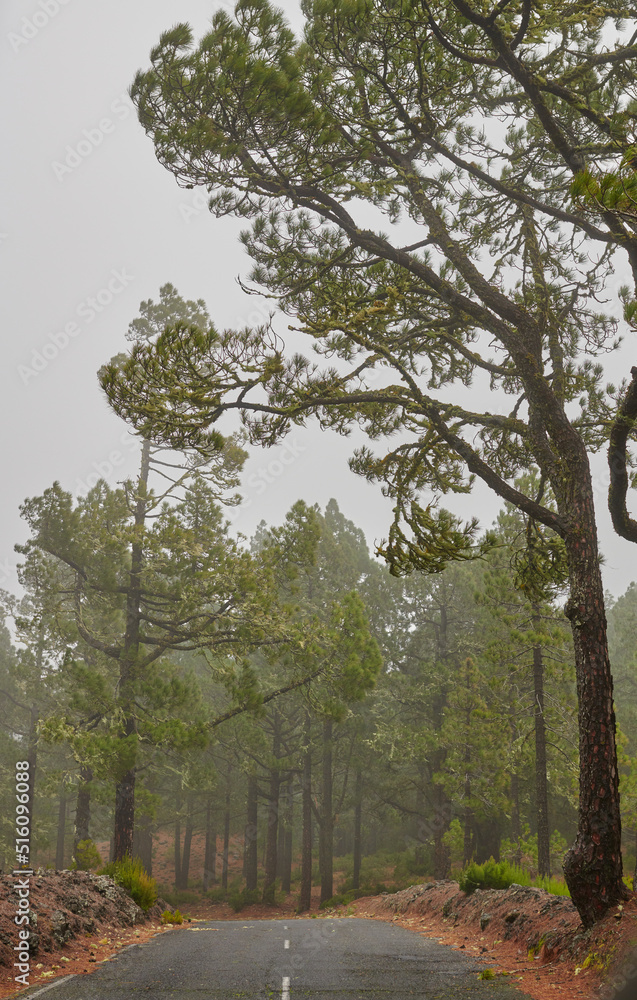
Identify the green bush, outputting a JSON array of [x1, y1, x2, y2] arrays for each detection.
[[71, 839, 103, 872], [228, 889, 260, 913], [161, 909, 183, 925], [458, 858, 518, 894], [457, 858, 570, 897], [100, 856, 158, 911]]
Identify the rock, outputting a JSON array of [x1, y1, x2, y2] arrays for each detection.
[[480, 912, 492, 931], [505, 910, 520, 923]]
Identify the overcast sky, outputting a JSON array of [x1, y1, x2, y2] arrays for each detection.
[[1, 0, 635, 601]]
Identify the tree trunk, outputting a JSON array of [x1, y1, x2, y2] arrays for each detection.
[[299, 716, 312, 912], [174, 790, 182, 891], [463, 778, 473, 866], [474, 816, 501, 863], [532, 614, 551, 878], [113, 440, 151, 861], [262, 735, 281, 905], [353, 768, 362, 890], [74, 766, 92, 857], [510, 772, 522, 865], [561, 469, 628, 925], [132, 816, 153, 875], [180, 794, 194, 889], [281, 777, 293, 895], [222, 764, 231, 891], [319, 717, 334, 905], [244, 776, 258, 893], [56, 794, 66, 870], [203, 796, 216, 892]]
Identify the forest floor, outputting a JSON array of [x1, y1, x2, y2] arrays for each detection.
[[4, 831, 636, 1000]]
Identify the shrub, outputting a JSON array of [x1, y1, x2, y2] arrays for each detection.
[[228, 889, 260, 913], [161, 909, 183, 924], [71, 839, 103, 872], [100, 856, 158, 911], [458, 858, 518, 894]]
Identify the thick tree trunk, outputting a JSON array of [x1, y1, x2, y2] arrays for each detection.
[[222, 763, 231, 891], [56, 795, 66, 869], [113, 756, 136, 863], [352, 768, 362, 890], [319, 718, 334, 905], [299, 717, 312, 912], [74, 767, 92, 856], [202, 796, 216, 892], [561, 473, 628, 925], [113, 440, 151, 862], [132, 816, 153, 875], [532, 616, 551, 878], [244, 776, 258, 893], [474, 816, 501, 863]]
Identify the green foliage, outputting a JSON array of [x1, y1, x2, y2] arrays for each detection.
[[458, 857, 570, 897], [228, 888, 260, 912], [458, 858, 518, 894], [161, 909, 183, 924], [100, 857, 158, 911], [71, 839, 103, 872]]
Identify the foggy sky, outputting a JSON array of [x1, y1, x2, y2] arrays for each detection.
[[1, 0, 634, 601]]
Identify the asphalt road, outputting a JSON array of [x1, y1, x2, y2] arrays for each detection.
[[18, 918, 533, 999]]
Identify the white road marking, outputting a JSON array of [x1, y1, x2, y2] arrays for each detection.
[[22, 977, 77, 998], [282, 974, 290, 999], [284, 939, 290, 949]]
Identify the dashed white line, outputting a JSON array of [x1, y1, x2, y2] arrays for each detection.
[[284, 939, 290, 949], [282, 974, 290, 999]]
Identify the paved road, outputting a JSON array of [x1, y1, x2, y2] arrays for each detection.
[[18, 918, 533, 999]]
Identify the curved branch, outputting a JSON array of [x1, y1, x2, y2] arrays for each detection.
[[608, 366, 637, 542]]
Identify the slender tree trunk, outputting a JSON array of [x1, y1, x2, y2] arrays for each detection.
[[113, 440, 151, 861], [202, 796, 216, 892], [353, 768, 362, 890], [532, 611, 551, 878], [222, 763, 231, 891], [263, 716, 281, 905], [414, 765, 425, 866], [281, 777, 293, 894], [174, 790, 182, 891], [299, 716, 312, 912], [510, 772, 521, 865], [244, 776, 258, 893], [463, 774, 473, 866], [180, 793, 194, 889], [560, 468, 628, 925], [56, 794, 66, 870], [319, 717, 333, 905], [74, 766, 92, 858]]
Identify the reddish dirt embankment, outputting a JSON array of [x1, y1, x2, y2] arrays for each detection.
[[348, 880, 637, 1000], [0, 870, 173, 997]]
